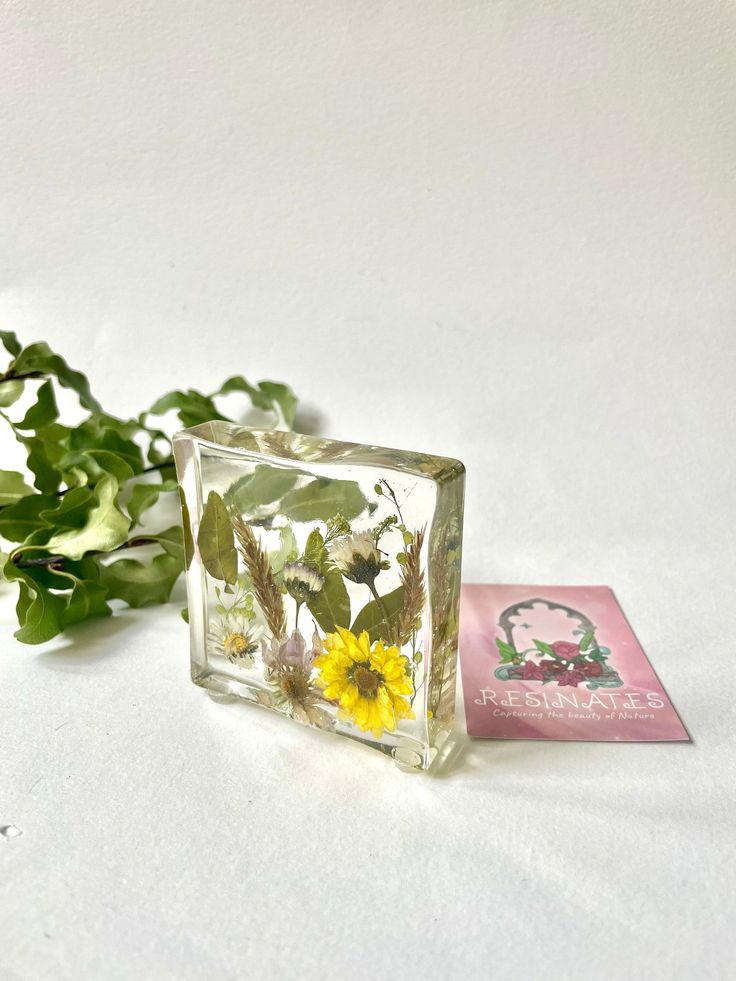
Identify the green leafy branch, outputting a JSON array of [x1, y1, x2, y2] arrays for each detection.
[[0, 330, 298, 645]]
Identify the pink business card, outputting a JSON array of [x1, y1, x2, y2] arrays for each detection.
[[459, 584, 689, 741]]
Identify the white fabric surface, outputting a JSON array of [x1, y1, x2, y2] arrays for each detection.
[[1, 2, 734, 978]]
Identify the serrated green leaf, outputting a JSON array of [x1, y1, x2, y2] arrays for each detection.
[[14, 579, 67, 644], [15, 380, 58, 430], [351, 585, 405, 644], [147, 389, 228, 428], [89, 412, 142, 441], [127, 478, 178, 525], [217, 377, 298, 428], [61, 579, 112, 627], [84, 450, 136, 484], [197, 490, 237, 584], [0, 380, 24, 407], [0, 330, 22, 358], [57, 447, 136, 488], [0, 493, 58, 541], [21, 423, 69, 493], [100, 552, 182, 607], [44, 475, 130, 560], [146, 525, 184, 563], [1, 335, 300, 643], [218, 375, 261, 399], [20, 527, 57, 548], [8, 342, 102, 413], [0, 471, 34, 507], [254, 381, 297, 428], [147, 429, 173, 466], [1, 557, 68, 645], [307, 565, 350, 634], [280, 478, 368, 523], [59, 466, 89, 490], [3, 555, 99, 591], [68, 422, 144, 475], [38, 487, 95, 529]]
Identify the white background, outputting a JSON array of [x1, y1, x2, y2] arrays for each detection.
[[1, 2, 735, 978]]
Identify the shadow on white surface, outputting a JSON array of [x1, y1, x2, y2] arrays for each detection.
[[293, 403, 327, 436], [33, 611, 144, 667]]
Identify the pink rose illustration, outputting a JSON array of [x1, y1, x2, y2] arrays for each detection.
[[551, 641, 580, 660]]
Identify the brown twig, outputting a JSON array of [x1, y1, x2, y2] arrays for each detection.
[[11, 536, 162, 570], [0, 370, 46, 383]]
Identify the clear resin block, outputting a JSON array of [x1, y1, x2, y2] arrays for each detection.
[[173, 424, 465, 770]]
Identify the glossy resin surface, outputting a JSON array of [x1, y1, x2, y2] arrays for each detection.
[[173, 424, 465, 770]]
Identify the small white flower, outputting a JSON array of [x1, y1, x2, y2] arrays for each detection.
[[327, 532, 386, 584], [208, 619, 261, 668], [283, 561, 325, 604]]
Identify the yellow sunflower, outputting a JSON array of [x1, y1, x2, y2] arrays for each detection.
[[314, 627, 415, 738]]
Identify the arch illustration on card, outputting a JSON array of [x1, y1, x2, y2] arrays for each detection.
[[493, 596, 623, 690]]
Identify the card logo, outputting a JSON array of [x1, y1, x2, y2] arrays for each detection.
[[494, 596, 623, 690]]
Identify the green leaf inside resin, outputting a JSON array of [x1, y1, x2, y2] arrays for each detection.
[[351, 585, 405, 645], [197, 490, 237, 584], [308, 566, 351, 634], [280, 478, 368, 523], [224, 464, 303, 514]]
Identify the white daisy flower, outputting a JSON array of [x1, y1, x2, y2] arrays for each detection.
[[327, 532, 387, 584], [208, 619, 261, 668], [283, 561, 325, 604]]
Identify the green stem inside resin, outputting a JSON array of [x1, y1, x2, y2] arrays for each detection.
[[368, 579, 394, 645]]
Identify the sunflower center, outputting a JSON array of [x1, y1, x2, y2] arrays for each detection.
[[224, 632, 249, 657], [353, 664, 383, 698]]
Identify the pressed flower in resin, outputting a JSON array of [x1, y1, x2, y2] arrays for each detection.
[[174, 424, 465, 770], [314, 627, 415, 738], [327, 532, 388, 585], [208, 619, 260, 667]]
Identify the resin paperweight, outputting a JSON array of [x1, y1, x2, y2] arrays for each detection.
[[173, 424, 465, 770]]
